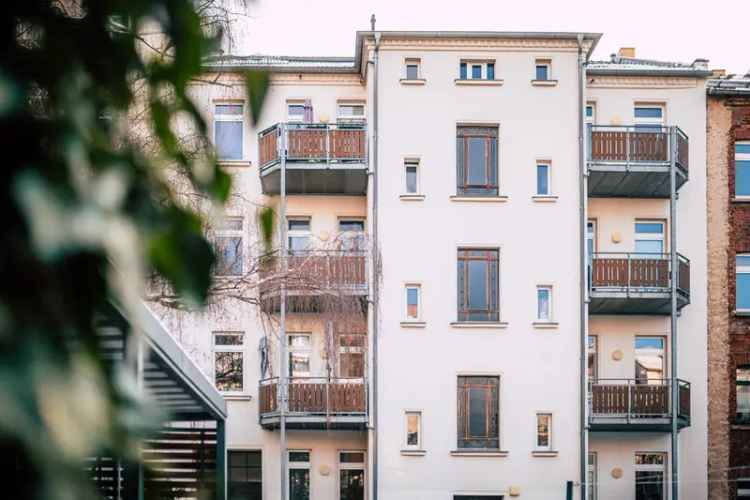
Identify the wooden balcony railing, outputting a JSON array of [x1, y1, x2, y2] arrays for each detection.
[[587, 125, 689, 174], [590, 252, 690, 297], [590, 378, 690, 422], [258, 123, 367, 168], [258, 251, 367, 295], [259, 377, 367, 417]]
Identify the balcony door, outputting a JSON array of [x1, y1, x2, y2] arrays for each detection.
[[339, 451, 365, 500], [288, 333, 312, 380], [635, 453, 666, 500], [635, 336, 665, 384]]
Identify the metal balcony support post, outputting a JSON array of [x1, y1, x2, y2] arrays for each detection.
[[326, 126, 331, 167], [669, 126, 679, 500], [627, 381, 631, 424], [278, 124, 288, 500], [627, 253, 631, 298]]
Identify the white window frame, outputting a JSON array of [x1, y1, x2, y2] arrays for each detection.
[[405, 284, 421, 321], [213, 102, 244, 161], [404, 158, 420, 194], [337, 100, 366, 123], [534, 412, 553, 451], [287, 217, 311, 255], [634, 220, 665, 255], [213, 216, 244, 276], [405, 58, 421, 80], [634, 452, 667, 500], [338, 450, 366, 500], [461, 59, 495, 80], [404, 410, 423, 450], [212, 331, 245, 395], [737, 254, 750, 313], [536, 161, 551, 195], [536, 285, 553, 321], [736, 141, 750, 198], [534, 59, 551, 81], [633, 103, 665, 130], [287, 333, 312, 379], [338, 334, 365, 379], [288, 449, 311, 500], [588, 452, 598, 500], [586, 102, 596, 125], [287, 99, 306, 123]]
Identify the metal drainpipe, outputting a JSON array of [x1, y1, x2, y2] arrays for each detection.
[[370, 30, 381, 500], [576, 33, 590, 500], [278, 125, 288, 500], [669, 128, 679, 500]]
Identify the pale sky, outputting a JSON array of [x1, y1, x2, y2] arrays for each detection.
[[230, 0, 748, 75]]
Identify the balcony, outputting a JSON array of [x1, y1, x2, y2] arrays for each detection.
[[258, 123, 368, 195], [258, 251, 368, 312], [589, 379, 691, 432], [589, 252, 690, 314], [258, 377, 368, 430], [587, 125, 688, 197]]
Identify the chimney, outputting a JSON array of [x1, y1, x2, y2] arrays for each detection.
[[712, 68, 726, 78], [618, 47, 636, 58]]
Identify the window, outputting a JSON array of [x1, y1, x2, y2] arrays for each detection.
[[338, 334, 365, 378], [405, 285, 421, 320], [536, 286, 552, 321], [405, 58, 421, 80], [457, 249, 499, 322], [214, 103, 244, 160], [736, 141, 750, 197], [588, 336, 598, 381], [588, 452, 598, 500], [339, 451, 365, 500], [586, 103, 596, 125], [213, 332, 244, 393], [288, 333, 311, 378], [287, 101, 306, 123], [635, 337, 665, 383], [536, 162, 550, 195], [535, 59, 551, 81], [634, 105, 664, 132], [737, 255, 750, 311], [535, 413, 552, 451], [635, 221, 665, 255], [338, 101, 365, 123], [635, 453, 666, 500], [405, 158, 419, 194], [737, 366, 750, 423], [339, 219, 366, 252], [213, 217, 244, 276], [459, 60, 495, 80], [288, 218, 311, 255], [229, 450, 262, 500], [456, 126, 498, 196], [457, 376, 499, 449], [405, 411, 422, 449], [289, 450, 310, 500]]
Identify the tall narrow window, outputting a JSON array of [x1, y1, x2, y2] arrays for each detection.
[[536, 286, 552, 321], [635, 453, 666, 500], [586, 103, 596, 125], [535, 59, 551, 81], [339, 451, 365, 500], [213, 217, 244, 276], [457, 249, 499, 322], [405, 59, 421, 80], [457, 376, 500, 449], [634, 221, 665, 255], [214, 103, 244, 160], [289, 451, 310, 500], [339, 219, 366, 252], [634, 105, 664, 132], [406, 285, 421, 320], [588, 452, 598, 500], [588, 336, 598, 381], [405, 411, 422, 449], [288, 218, 311, 255], [635, 337, 665, 384], [456, 126, 498, 196], [535, 413, 552, 451], [736, 141, 750, 197], [737, 366, 750, 423], [213, 332, 244, 393], [536, 162, 550, 195], [288, 333, 311, 378], [338, 334, 365, 378], [737, 255, 750, 312], [405, 159, 419, 194], [228, 450, 262, 500]]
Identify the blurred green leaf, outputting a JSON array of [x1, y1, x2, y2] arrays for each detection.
[[245, 70, 269, 124]]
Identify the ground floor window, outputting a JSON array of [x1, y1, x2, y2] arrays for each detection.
[[228, 450, 261, 500], [635, 452, 666, 500], [289, 450, 310, 500], [339, 451, 365, 500]]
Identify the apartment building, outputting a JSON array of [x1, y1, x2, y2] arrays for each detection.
[[150, 31, 711, 500], [706, 73, 750, 500]]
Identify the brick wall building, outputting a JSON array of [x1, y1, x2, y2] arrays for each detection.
[[707, 74, 750, 500]]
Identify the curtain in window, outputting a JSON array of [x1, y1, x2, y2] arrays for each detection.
[[303, 98, 313, 123]]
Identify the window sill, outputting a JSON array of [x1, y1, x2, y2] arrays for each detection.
[[735, 310, 750, 317], [455, 79, 504, 86], [400, 449, 427, 456], [401, 321, 427, 329], [218, 160, 251, 168], [450, 450, 509, 457], [223, 394, 252, 401], [533, 321, 559, 330], [733, 196, 750, 203], [400, 194, 426, 201], [731, 424, 750, 430], [531, 450, 559, 457], [450, 321, 508, 330], [449, 195, 509, 203], [532, 195, 558, 203], [400, 78, 426, 85], [531, 80, 559, 87]]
